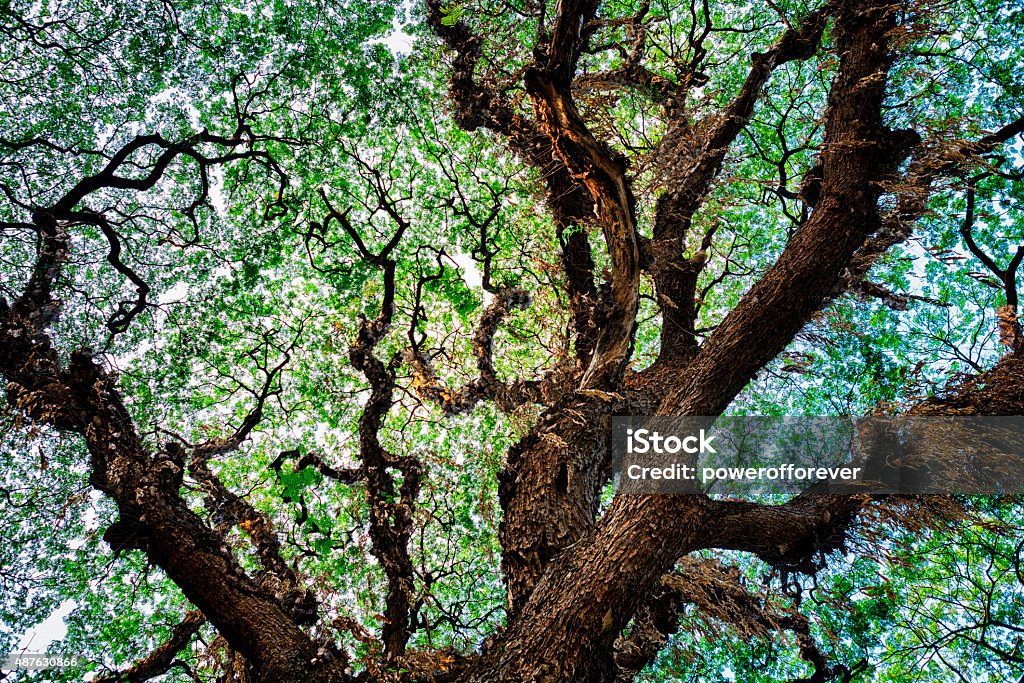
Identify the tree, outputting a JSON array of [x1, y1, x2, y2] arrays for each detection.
[[1, 0, 1023, 681]]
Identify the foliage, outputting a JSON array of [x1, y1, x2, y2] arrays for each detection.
[[0, 0, 1023, 681]]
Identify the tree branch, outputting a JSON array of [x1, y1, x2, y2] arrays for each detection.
[[406, 288, 548, 413], [0, 139, 339, 683], [324, 180, 423, 661], [92, 611, 205, 683], [646, 3, 831, 360]]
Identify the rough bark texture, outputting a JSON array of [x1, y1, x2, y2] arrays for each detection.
[[2, 1, 1023, 682]]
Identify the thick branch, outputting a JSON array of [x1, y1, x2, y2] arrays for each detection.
[[525, 63, 640, 391], [0, 145, 337, 683], [187, 449, 318, 626], [705, 489, 864, 573], [425, 0, 600, 365], [468, 4, 910, 679]]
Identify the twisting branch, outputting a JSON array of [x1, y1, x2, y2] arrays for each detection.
[[428, 0, 647, 618], [321, 171, 423, 660], [406, 287, 546, 413], [660, 0, 918, 416], [5, 130, 289, 339], [525, 3, 642, 390], [425, 0, 600, 367], [432, 0, 647, 618], [272, 449, 362, 485]]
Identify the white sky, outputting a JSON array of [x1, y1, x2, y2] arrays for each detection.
[[10, 599, 75, 654]]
